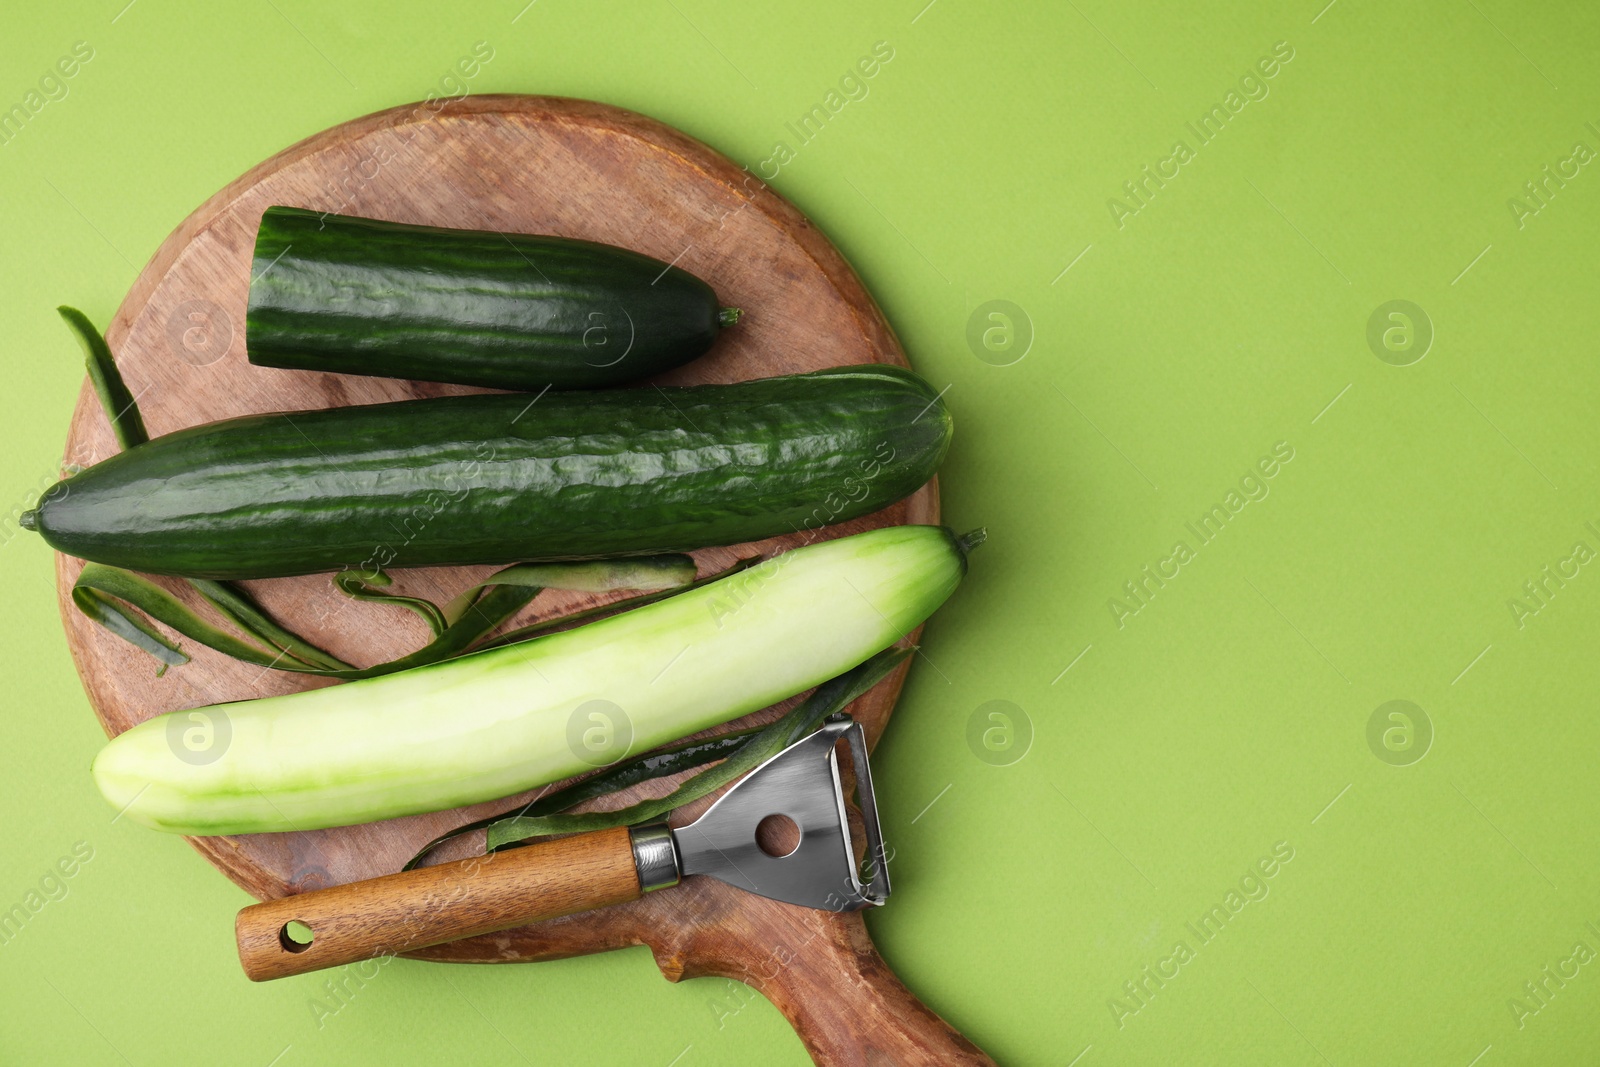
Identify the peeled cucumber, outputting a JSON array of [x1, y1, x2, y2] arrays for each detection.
[[92, 524, 977, 835]]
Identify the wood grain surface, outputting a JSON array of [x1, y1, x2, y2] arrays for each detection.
[[54, 95, 989, 1065]]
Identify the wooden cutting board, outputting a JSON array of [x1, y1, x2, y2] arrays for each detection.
[[54, 95, 991, 1066]]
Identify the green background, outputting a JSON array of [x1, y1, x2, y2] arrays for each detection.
[[3, 0, 1598, 1063]]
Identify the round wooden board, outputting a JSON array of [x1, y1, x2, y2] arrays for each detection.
[[56, 97, 940, 970]]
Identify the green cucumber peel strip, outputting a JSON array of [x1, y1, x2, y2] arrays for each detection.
[[315, 557, 705, 679], [347, 556, 741, 678], [402, 727, 762, 871], [70, 586, 188, 676], [78, 558, 707, 681], [336, 556, 699, 637], [59, 305, 148, 450], [72, 568, 354, 675], [469, 646, 912, 855], [474, 556, 759, 651], [72, 565, 305, 673], [333, 570, 451, 636], [352, 582, 538, 677], [187, 579, 353, 672], [436, 557, 699, 627]]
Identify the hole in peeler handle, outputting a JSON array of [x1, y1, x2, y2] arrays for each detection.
[[279, 920, 316, 953], [755, 813, 802, 858]]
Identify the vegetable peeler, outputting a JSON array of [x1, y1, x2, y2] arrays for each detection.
[[236, 718, 890, 981]]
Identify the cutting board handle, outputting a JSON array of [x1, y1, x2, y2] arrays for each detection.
[[665, 908, 996, 1067], [236, 827, 641, 981]]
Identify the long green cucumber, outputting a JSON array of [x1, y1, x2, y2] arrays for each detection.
[[22, 365, 950, 579], [246, 206, 738, 390], [91, 524, 975, 835]]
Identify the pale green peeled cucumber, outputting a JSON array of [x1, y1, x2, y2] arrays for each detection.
[[93, 524, 979, 835]]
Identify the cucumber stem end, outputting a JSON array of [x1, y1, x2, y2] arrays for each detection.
[[718, 307, 743, 328], [955, 527, 987, 557]]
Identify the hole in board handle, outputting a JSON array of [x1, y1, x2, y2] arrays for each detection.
[[279, 920, 315, 953]]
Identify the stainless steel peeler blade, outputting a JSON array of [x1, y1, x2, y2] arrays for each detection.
[[630, 718, 891, 911]]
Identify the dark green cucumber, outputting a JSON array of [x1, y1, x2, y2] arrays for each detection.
[[23, 366, 950, 580], [245, 206, 739, 390]]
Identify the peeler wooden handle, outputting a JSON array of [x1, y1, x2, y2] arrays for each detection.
[[236, 826, 642, 981]]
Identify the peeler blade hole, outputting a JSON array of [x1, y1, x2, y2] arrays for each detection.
[[755, 814, 801, 858]]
